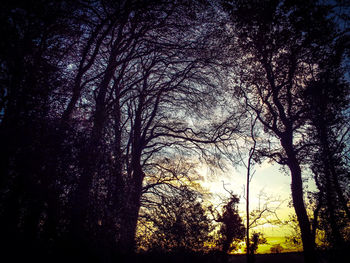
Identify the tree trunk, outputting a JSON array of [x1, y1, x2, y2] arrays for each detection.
[[69, 147, 95, 250], [117, 166, 143, 255], [69, 53, 116, 252], [281, 136, 317, 263], [316, 123, 345, 246], [246, 173, 250, 263], [116, 94, 145, 255], [320, 125, 350, 221]]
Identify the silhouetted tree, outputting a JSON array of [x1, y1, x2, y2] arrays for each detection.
[[139, 185, 212, 253], [3, 1, 348, 262], [218, 1, 349, 262], [236, 114, 258, 263], [56, 0, 228, 258], [245, 232, 267, 262], [0, 0, 231, 261], [303, 42, 350, 253], [0, 1, 84, 260], [211, 194, 245, 254], [270, 243, 283, 253]]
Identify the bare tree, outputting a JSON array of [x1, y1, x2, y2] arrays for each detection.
[[218, 1, 348, 262], [58, 0, 234, 257], [242, 115, 258, 263]]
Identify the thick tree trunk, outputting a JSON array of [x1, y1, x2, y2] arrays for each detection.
[[322, 166, 344, 246], [289, 164, 316, 263], [281, 136, 317, 263], [116, 95, 145, 255], [117, 167, 143, 255]]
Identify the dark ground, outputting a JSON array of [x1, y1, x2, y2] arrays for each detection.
[[4, 248, 349, 263], [227, 252, 350, 263], [133, 251, 349, 263], [228, 253, 304, 263]]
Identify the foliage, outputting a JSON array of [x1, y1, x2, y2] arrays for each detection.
[[284, 214, 303, 251], [0, 0, 226, 260], [303, 48, 350, 248], [211, 194, 245, 254], [218, 1, 350, 261], [137, 185, 213, 253], [0, 1, 349, 262], [245, 232, 267, 255], [270, 244, 283, 254]]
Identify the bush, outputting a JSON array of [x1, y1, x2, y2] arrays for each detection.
[[270, 244, 284, 253]]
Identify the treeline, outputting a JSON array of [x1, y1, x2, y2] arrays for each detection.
[[0, 1, 349, 263]]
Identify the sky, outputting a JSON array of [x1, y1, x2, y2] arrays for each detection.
[[199, 159, 314, 253]]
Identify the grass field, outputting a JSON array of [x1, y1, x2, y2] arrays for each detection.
[[228, 251, 350, 263], [132, 252, 306, 263]]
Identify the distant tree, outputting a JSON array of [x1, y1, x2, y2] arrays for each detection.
[[245, 232, 267, 262], [284, 214, 302, 250], [270, 244, 283, 254]]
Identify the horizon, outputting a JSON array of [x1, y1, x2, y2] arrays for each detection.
[[200, 159, 316, 254]]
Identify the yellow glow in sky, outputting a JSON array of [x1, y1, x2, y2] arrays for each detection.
[[199, 159, 311, 253]]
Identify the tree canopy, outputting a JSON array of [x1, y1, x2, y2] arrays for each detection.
[[0, 1, 349, 263]]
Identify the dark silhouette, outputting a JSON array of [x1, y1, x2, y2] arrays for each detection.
[[241, 115, 258, 263], [270, 244, 284, 254], [0, 1, 349, 262], [0, 0, 228, 261], [304, 47, 350, 259], [210, 194, 245, 255], [139, 185, 212, 253], [245, 232, 267, 262], [220, 1, 350, 262]]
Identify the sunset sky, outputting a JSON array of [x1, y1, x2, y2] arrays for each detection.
[[200, 159, 315, 253]]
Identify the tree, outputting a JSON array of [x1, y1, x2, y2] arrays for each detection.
[[4, 1, 348, 262], [59, 0, 227, 258], [219, 1, 348, 262], [303, 38, 350, 250], [138, 185, 212, 253], [270, 244, 284, 253], [237, 114, 258, 263], [0, 1, 84, 260], [236, 111, 282, 263], [0, 1, 230, 260], [245, 232, 267, 261], [210, 193, 245, 254]]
